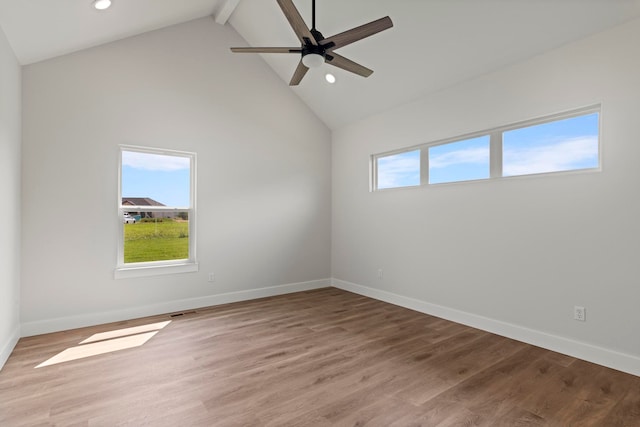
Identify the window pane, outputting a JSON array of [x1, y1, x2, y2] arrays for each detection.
[[123, 212, 190, 264], [503, 113, 599, 176], [429, 136, 490, 184], [121, 150, 191, 207], [121, 149, 192, 265], [376, 150, 420, 189]]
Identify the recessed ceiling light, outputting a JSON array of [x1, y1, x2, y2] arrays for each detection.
[[93, 0, 112, 10], [325, 73, 336, 84]]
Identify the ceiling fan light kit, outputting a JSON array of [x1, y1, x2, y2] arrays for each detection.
[[230, 0, 393, 86], [302, 52, 324, 68]]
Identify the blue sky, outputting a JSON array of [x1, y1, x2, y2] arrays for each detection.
[[503, 113, 599, 176], [429, 135, 490, 184], [377, 113, 599, 188], [121, 151, 191, 207], [376, 150, 420, 189]]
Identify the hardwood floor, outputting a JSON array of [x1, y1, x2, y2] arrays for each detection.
[[1, 288, 639, 426]]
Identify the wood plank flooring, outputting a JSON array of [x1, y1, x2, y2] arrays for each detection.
[[1, 288, 639, 426]]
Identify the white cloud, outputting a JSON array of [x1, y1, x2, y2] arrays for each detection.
[[429, 147, 489, 169], [503, 136, 598, 176], [122, 150, 190, 171], [378, 151, 420, 189]]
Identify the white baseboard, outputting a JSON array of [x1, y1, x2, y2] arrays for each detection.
[[21, 279, 330, 337], [332, 278, 640, 378], [0, 326, 20, 372]]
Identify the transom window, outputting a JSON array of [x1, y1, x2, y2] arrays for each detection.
[[371, 106, 600, 190], [502, 113, 599, 177]]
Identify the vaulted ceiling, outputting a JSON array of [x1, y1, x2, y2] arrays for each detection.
[[2, 0, 639, 129]]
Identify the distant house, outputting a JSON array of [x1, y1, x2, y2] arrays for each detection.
[[122, 197, 174, 219]]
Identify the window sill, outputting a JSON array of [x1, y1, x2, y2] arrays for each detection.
[[114, 262, 199, 280]]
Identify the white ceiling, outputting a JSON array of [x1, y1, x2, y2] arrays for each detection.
[[1, 0, 639, 129], [0, 0, 228, 63]]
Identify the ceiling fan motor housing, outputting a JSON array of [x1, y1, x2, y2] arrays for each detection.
[[302, 43, 325, 59], [310, 29, 324, 42]]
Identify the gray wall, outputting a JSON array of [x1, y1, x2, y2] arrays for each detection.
[[21, 18, 332, 334], [0, 25, 21, 367], [332, 18, 640, 375]]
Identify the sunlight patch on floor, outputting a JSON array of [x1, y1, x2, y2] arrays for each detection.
[[35, 320, 171, 368], [80, 320, 171, 344]]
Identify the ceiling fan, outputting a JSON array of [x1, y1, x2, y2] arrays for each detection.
[[230, 0, 393, 86]]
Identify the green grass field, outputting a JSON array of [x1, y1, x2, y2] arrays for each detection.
[[124, 219, 189, 263]]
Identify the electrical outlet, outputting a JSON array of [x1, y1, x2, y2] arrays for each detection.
[[574, 306, 586, 322], [208, 273, 215, 283]]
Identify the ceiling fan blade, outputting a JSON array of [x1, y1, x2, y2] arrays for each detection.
[[289, 60, 309, 86], [320, 16, 393, 51], [231, 47, 302, 54], [325, 52, 373, 78], [277, 0, 318, 46]]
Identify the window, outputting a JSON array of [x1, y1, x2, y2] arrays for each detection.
[[371, 106, 600, 191], [116, 146, 197, 278], [503, 113, 599, 177], [375, 149, 421, 189], [429, 135, 490, 184]]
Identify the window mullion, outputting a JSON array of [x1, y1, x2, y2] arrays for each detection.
[[490, 131, 503, 179], [420, 148, 429, 186]]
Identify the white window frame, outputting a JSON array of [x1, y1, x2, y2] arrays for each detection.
[[371, 104, 601, 191], [115, 145, 198, 279]]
